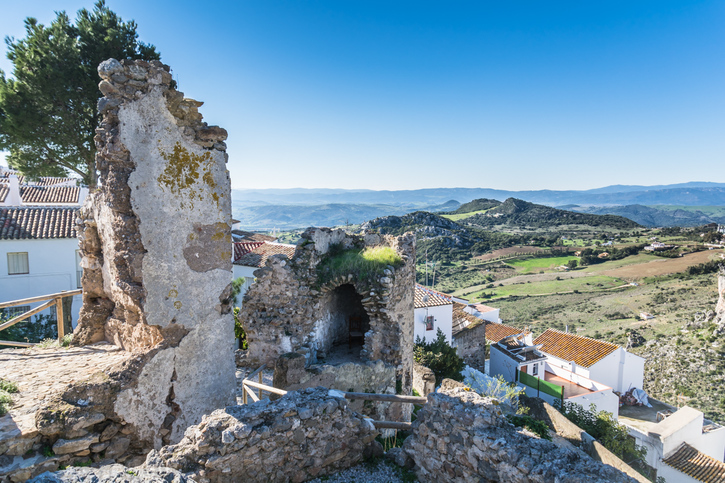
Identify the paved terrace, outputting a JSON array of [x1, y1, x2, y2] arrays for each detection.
[[544, 371, 594, 398], [0, 343, 133, 454], [618, 397, 679, 433]]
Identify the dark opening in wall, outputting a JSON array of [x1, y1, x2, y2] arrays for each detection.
[[320, 284, 371, 358]]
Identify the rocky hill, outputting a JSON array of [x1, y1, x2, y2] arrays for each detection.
[[463, 198, 641, 230], [631, 269, 725, 424]]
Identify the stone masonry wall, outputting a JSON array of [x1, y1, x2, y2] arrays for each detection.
[[72, 58, 236, 448], [453, 323, 487, 372], [274, 354, 396, 421], [402, 383, 637, 483], [145, 387, 379, 483], [240, 228, 416, 404]]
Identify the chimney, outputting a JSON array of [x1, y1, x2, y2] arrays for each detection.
[[6, 175, 21, 206]]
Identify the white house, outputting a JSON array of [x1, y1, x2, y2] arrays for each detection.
[[489, 329, 639, 416], [232, 241, 296, 299], [0, 206, 83, 326], [619, 402, 725, 481], [534, 329, 646, 395], [464, 302, 501, 323], [414, 284, 453, 344]]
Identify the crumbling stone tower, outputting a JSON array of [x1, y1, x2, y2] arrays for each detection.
[[73, 58, 236, 447]]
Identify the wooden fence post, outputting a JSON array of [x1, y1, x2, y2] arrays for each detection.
[[56, 297, 65, 340]]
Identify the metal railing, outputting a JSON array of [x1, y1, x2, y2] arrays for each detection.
[[241, 365, 428, 430], [0, 289, 82, 347]]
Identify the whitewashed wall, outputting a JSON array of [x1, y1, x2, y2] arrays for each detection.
[[0, 238, 82, 325], [414, 304, 452, 344]]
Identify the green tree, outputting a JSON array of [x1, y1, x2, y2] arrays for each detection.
[[414, 328, 465, 382], [567, 259, 578, 270], [0, 1, 159, 186]]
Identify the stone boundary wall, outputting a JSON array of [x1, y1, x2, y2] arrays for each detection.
[[274, 354, 396, 421], [412, 362, 435, 397], [523, 395, 650, 483], [452, 323, 487, 372], [403, 383, 637, 483], [145, 387, 379, 483]]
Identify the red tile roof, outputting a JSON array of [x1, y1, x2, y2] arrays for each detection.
[[470, 303, 498, 313], [452, 302, 484, 336], [485, 322, 528, 343], [0, 186, 7, 203], [19, 186, 80, 204], [533, 329, 619, 368], [663, 443, 725, 483], [33, 177, 75, 187], [0, 207, 78, 239], [233, 242, 296, 268], [232, 230, 276, 242], [233, 241, 264, 262], [414, 284, 453, 308]]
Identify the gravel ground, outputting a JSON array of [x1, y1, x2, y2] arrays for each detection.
[[307, 459, 417, 483]]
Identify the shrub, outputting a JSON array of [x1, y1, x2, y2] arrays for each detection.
[[507, 414, 552, 440], [0, 378, 19, 417], [555, 402, 647, 465], [414, 329, 465, 382]]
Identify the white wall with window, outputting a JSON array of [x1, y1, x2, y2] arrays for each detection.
[[414, 303, 453, 344], [0, 238, 83, 325]]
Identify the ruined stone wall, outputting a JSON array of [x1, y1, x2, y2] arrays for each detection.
[[274, 354, 396, 421], [145, 387, 379, 483], [402, 383, 637, 483], [240, 228, 416, 400], [453, 323, 487, 372], [412, 362, 435, 397], [73, 59, 236, 448]]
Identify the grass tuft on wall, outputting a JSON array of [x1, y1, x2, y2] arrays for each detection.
[[319, 245, 403, 285]]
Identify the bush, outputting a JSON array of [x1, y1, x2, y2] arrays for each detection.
[[507, 414, 552, 440], [414, 329, 465, 382], [555, 402, 647, 465]]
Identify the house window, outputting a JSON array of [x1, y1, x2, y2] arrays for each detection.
[[7, 252, 29, 275], [425, 315, 434, 331], [532, 363, 539, 376], [76, 250, 83, 288]]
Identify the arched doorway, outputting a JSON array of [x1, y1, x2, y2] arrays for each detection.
[[318, 284, 370, 361]]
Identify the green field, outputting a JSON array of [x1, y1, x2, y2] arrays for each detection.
[[478, 275, 624, 298], [441, 209, 491, 222], [506, 256, 578, 273]]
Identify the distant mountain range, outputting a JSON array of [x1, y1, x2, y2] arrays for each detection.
[[231, 182, 725, 230]]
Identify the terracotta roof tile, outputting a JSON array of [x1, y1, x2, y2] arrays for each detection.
[[233, 242, 296, 268], [663, 443, 725, 483], [533, 329, 619, 368], [233, 241, 264, 262], [19, 186, 80, 204], [0, 186, 7, 203], [34, 177, 75, 187], [414, 284, 452, 308], [452, 302, 484, 336], [232, 230, 276, 242], [470, 303, 497, 313], [0, 207, 78, 239], [486, 322, 528, 343]]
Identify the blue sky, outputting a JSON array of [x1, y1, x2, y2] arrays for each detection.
[[1, 1, 724, 190]]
